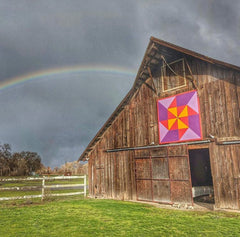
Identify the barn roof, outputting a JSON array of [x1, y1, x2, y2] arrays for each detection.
[[78, 36, 240, 161]]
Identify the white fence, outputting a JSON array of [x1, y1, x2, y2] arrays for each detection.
[[0, 175, 87, 201]]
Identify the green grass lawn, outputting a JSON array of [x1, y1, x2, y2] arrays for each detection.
[[0, 198, 240, 237], [0, 180, 42, 187]]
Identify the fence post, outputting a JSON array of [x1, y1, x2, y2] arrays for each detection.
[[84, 175, 86, 197], [41, 176, 45, 201]]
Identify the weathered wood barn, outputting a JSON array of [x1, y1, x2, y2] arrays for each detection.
[[79, 37, 240, 210]]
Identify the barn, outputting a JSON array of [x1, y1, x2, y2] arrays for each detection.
[[79, 37, 240, 210]]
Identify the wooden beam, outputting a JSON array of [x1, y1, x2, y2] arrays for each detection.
[[143, 81, 157, 93], [217, 136, 240, 142], [147, 67, 157, 94], [184, 57, 199, 90], [106, 140, 212, 152], [188, 143, 209, 150]]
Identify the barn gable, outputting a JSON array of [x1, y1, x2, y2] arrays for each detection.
[[79, 37, 240, 210]]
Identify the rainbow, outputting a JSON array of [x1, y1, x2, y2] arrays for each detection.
[[0, 65, 136, 90]]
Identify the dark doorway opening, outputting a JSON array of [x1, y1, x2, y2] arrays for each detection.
[[189, 148, 214, 205], [189, 149, 212, 186]]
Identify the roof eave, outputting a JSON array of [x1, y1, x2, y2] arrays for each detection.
[[79, 36, 240, 161], [151, 36, 240, 71]]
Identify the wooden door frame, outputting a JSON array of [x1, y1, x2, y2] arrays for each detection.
[[188, 145, 214, 205]]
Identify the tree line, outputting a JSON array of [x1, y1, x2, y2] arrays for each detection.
[[52, 161, 88, 175], [0, 143, 43, 176]]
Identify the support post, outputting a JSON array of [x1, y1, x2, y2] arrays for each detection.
[[84, 175, 87, 197], [41, 176, 45, 201]]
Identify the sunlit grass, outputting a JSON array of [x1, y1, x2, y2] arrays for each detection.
[[0, 180, 42, 187], [0, 190, 41, 198], [45, 178, 85, 185], [0, 198, 240, 237]]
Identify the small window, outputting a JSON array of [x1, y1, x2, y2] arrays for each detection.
[[161, 58, 186, 92]]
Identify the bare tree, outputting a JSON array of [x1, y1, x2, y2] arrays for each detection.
[[0, 143, 43, 176], [0, 144, 11, 176]]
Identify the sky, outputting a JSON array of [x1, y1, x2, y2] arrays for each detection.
[[0, 0, 240, 168]]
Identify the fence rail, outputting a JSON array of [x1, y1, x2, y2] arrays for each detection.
[[0, 175, 87, 201]]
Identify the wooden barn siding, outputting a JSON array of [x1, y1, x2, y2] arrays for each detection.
[[189, 58, 240, 208], [189, 58, 240, 139], [88, 126, 136, 200], [88, 57, 240, 208], [209, 143, 240, 209]]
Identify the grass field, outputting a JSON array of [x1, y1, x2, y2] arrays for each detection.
[[0, 197, 240, 237]]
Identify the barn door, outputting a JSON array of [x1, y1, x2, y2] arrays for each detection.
[[168, 145, 193, 204], [135, 145, 193, 205], [135, 148, 171, 203], [135, 150, 153, 201], [95, 165, 104, 196], [151, 148, 171, 203]]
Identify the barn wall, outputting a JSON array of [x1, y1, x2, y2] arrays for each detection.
[[189, 58, 240, 209], [209, 143, 240, 209], [188, 58, 240, 139], [88, 128, 136, 200], [88, 56, 240, 208]]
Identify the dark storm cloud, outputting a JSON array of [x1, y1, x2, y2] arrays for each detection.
[[137, 0, 240, 65], [0, 0, 239, 167], [0, 0, 141, 81], [0, 72, 133, 167]]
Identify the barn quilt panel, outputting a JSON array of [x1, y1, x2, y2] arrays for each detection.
[[157, 90, 202, 144]]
